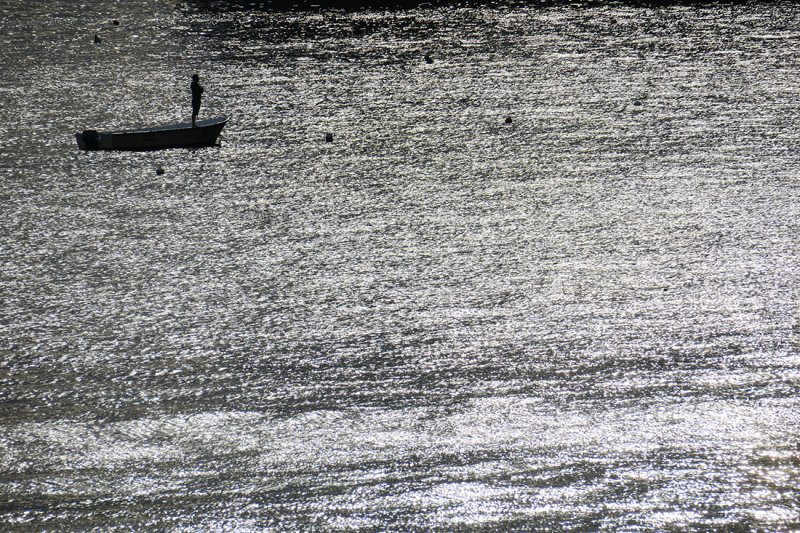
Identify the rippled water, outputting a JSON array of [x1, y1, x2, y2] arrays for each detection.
[[2, 0, 800, 530]]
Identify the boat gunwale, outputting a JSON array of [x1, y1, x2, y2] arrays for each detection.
[[105, 116, 229, 135]]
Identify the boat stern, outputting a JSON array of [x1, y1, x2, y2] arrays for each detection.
[[76, 130, 100, 150]]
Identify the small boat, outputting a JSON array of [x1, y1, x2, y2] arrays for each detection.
[[76, 116, 228, 151]]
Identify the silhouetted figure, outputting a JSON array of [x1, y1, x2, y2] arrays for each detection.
[[425, 53, 433, 64], [191, 74, 204, 127]]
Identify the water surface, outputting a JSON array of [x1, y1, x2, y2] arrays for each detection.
[[1, 0, 800, 530]]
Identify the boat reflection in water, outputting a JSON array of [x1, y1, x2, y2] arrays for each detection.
[[76, 116, 228, 151]]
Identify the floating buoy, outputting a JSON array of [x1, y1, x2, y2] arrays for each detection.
[[112, 19, 119, 26], [93, 34, 101, 44], [505, 116, 513, 124], [156, 167, 165, 175], [610, 18, 617, 24], [325, 133, 333, 143], [424, 53, 433, 64]]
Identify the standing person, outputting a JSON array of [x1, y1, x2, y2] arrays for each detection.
[[191, 74, 204, 127]]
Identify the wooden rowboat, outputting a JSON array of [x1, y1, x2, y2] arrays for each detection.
[[76, 116, 228, 151]]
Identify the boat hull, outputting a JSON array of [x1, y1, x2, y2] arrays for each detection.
[[76, 116, 227, 151]]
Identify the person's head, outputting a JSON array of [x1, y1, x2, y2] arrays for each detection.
[[192, 74, 199, 81]]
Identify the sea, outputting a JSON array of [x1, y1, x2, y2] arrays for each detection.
[[1, 0, 800, 531]]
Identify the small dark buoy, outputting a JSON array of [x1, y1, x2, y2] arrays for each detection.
[[112, 19, 119, 26], [325, 133, 333, 143], [424, 53, 433, 64], [156, 167, 165, 175], [94, 34, 101, 44], [505, 116, 513, 124], [610, 18, 617, 24]]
